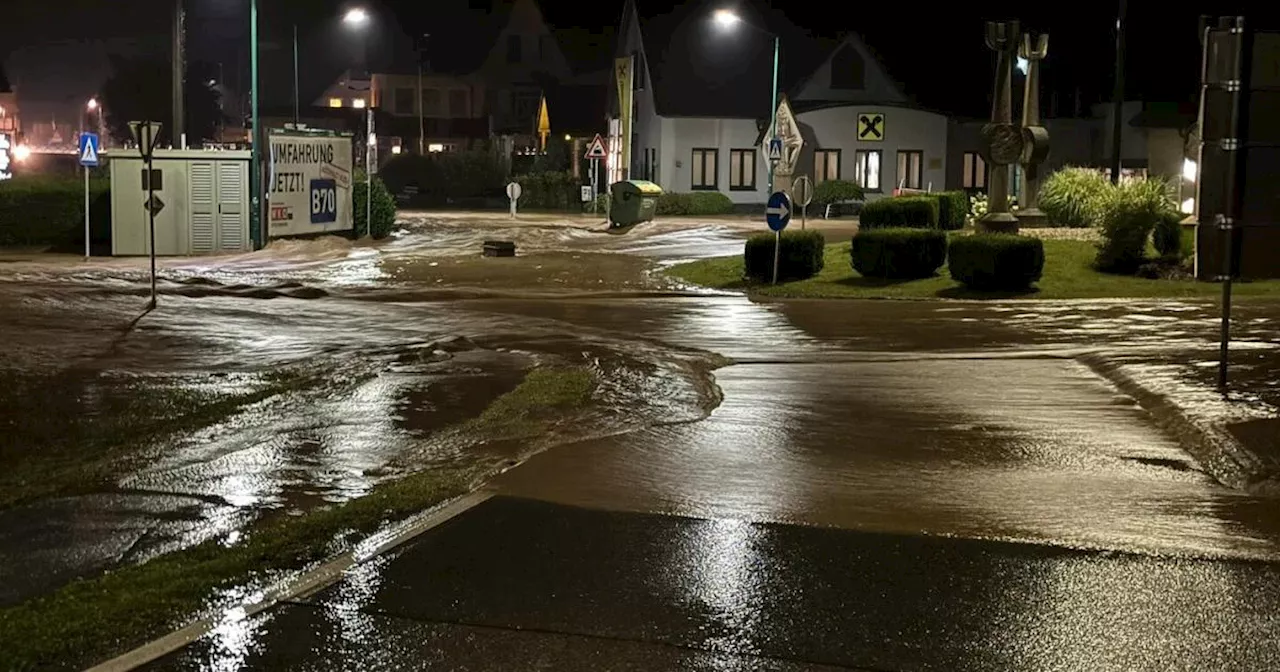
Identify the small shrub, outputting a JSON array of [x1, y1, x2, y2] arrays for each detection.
[[859, 196, 939, 229], [354, 172, 397, 239], [949, 234, 1046, 290], [744, 229, 825, 282], [850, 228, 947, 279], [657, 191, 734, 216], [1095, 177, 1177, 273], [811, 180, 864, 208], [1039, 166, 1111, 227], [929, 191, 969, 230], [1153, 211, 1184, 259]]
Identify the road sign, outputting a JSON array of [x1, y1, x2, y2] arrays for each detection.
[[792, 175, 814, 208], [506, 181, 522, 218], [128, 120, 163, 159], [145, 194, 166, 216], [768, 138, 782, 163], [584, 134, 608, 159], [765, 191, 792, 232], [581, 185, 593, 202], [78, 133, 101, 167], [310, 179, 338, 224], [857, 113, 885, 141]]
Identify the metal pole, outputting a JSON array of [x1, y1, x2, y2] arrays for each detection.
[[771, 230, 780, 285], [768, 35, 779, 194], [1217, 16, 1252, 390], [173, 0, 185, 147], [417, 62, 425, 154], [293, 24, 300, 125], [1109, 0, 1127, 185], [366, 107, 373, 236], [249, 0, 262, 249], [83, 165, 90, 260], [147, 153, 157, 309]]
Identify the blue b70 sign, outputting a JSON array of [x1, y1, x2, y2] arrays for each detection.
[[309, 179, 337, 224]]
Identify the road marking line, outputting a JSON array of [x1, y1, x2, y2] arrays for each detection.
[[84, 490, 494, 672]]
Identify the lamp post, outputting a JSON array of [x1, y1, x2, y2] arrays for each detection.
[[1109, 0, 1128, 185], [712, 9, 780, 194], [250, 0, 261, 249], [343, 7, 373, 237]]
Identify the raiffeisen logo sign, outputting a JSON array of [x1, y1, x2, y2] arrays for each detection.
[[0, 133, 12, 181]]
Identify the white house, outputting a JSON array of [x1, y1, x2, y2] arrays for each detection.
[[614, 0, 949, 204]]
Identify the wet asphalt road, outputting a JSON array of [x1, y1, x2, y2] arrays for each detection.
[[147, 496, 1280, 672]]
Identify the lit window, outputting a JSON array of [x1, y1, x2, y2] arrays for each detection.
[[391, 145, 403, 155], [729, 149, 756, 190], [352, 98, 367, 109], [854, 149, 881, 191], [814, 149, 840, 183], [328, 98, 343, 108], [896, 150, 923, 189], [691, 148, 718, 190], [428, 143, 445, 153], [962, 151, 986, 189]]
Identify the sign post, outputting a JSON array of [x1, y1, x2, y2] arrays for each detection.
[[584, 135, 608, 219], [366, 108, 375, 238], [129, 121, 162, 309], [792, 175, 813, 231], [765, 191, 792, 285], [506, 182, 522, 219], [78, 132, 101, 260]]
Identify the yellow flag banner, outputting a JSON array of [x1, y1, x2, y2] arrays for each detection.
[[537, 95, 550, 151], [615, 56, 633, 180]]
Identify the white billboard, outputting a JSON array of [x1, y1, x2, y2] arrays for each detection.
[[267, 132, 354, 238]]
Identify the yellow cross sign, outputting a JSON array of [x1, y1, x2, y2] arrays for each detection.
[[857, 113, 885, 141]]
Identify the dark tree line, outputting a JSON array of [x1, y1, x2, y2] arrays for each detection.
[[99, 56, 224, 147]]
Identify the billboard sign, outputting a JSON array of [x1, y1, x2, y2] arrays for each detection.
[[267, 132, 354, 238]]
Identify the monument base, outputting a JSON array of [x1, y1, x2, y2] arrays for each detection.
[[1013, 208, 1048, 229], [978, 212, 1020, 234]]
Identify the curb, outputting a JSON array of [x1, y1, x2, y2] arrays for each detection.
[[1080, 353, 1271, 490], [83, 490, 494, 672]]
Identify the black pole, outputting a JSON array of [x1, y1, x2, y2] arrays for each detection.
[[1109, 0, 1127, 184], [1217, 16, 1253, 390]]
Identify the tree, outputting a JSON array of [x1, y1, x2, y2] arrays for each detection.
[[99, 56, 223, 147]]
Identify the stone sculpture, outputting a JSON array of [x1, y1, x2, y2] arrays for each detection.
[[979, 20, 1022, 233], [1017, 32, 1052, 227]]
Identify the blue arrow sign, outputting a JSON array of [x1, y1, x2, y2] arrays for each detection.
[[765, 191, 791, 232], [78, 132, 101, 167]]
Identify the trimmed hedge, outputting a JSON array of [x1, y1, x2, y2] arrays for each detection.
[[378, 151, 507, 205], [0, 177, 111, 248], [657, 191, 735, 216], [859, 196, 939, 229], [812, 180, 864, 208], [744, 229, 825, 282], [515, 171, 582, 210], [354, 172, 398, 239], [949, 234, 1045, 290], [932, 191, 969, 230], [850, 228, 947, 279]]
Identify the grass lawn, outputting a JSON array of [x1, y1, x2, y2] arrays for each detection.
[[667, 238, 1280, 300], [0, 365, 596, 672]]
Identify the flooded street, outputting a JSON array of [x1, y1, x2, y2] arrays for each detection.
[[3, 212, 1280, 669]]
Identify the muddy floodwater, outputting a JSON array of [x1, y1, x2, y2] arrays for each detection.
[[1, 212, 1278, 607]]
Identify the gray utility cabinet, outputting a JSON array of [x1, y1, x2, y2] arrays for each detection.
[[110, 149, 251, 256]]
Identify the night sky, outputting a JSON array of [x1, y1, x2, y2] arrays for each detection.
[[2, 0, 1275, 125]]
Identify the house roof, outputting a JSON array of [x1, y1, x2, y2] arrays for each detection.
[[424, 0, 611, 78], [625, 0, 834, 119]]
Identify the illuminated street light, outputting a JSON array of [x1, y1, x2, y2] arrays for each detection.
[[713, 9, 740, 29], [343, 7, 369, 25], [86, 98, 99, 111]]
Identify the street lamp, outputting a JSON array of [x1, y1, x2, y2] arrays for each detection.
[[712, 8, 780, 193], [343, 6, 374, 237], [343, 8, 369, 26]]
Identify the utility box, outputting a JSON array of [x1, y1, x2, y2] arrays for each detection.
[[109, 149, 251, 256], [608, 180, 663, 227]]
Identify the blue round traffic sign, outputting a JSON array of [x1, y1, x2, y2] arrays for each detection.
[[765, 191, 792, 232]]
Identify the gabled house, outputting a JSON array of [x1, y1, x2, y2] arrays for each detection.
[[614, 0, 950, 203]]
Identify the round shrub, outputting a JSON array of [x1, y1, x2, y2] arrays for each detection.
[[850, 228, 947, 279], [744, 229, 825, 282], [1095, 178, 1177, 273], [859, 196, 939, 229], [949, 234, 1045, 290], [1038, 166, 1112, 227], [1152, 211, 1184, 259]]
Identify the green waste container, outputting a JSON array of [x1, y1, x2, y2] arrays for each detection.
[[608, 180, 663, 227]]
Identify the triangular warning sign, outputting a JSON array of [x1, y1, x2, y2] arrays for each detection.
[[80, 142, 98, 165], [584, 134, 607, 159]]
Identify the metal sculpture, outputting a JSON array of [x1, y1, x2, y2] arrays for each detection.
[[979, 20, 1022, 233], [1017, 32, 1052, 227]]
